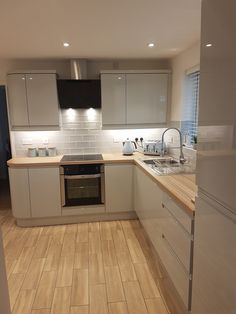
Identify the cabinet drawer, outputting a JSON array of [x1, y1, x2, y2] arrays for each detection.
[[162, 193, 193, 234], [158, 233, 190, 310], [161, 203, 192, 271]]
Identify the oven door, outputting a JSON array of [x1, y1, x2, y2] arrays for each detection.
[[63, 174, 103, 207]]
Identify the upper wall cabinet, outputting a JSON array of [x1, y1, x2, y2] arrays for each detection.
[[101, 70, 170, 126], [7, 72, 59, 129], [101, 74, 126, 125]]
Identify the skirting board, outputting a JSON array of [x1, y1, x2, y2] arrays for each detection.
[[15, 211, 137, 227]]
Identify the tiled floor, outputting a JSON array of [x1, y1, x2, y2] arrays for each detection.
[[0, 210, 169, 314]]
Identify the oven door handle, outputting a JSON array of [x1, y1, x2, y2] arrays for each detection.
[[64, 174, 101, 180]]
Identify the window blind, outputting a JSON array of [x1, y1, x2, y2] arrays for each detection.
[[181, 70, 200, 144]]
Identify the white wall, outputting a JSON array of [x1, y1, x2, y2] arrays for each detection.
[[86, 59, 171, 79], [0, 59, 71, 85], [0, 58, 171, 85], [11, 109, 166, 156], [170, 42, 200, 121]]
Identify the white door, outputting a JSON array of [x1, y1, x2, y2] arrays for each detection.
[[126, 73, 168, 124], [105, 164, 133, 212], [29, 167, 61, 217], [9, 168, 31, 218], [26, 74, 59, 126], [101, 74, 126, 125], [7, 74, 29, 126]]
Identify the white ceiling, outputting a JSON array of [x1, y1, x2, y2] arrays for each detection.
[[0, 0, 201, 59]]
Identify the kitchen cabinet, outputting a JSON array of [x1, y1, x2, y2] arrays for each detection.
[[7, 72, 59, 128], [100, 74, 126, 124], [134, 165, 194, 311], [9, 168, 31, 218], [134, 166, 163, 244], [126, 73, 168, 124], [9, 167, 61, 219], [101, 71, 170, 126], [105, 164, 133, 212], [192, 194, 236, 314], [29, 168, 61, 218]]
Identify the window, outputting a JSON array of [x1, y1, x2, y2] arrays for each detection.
[[181, 70, 200, 146]]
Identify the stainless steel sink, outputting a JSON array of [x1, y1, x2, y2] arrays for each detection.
[[142, 158, 194, 175]]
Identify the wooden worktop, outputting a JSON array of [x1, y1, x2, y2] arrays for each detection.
[[7, 152, 196, 214]]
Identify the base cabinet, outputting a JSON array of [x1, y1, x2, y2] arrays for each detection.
[[9, 167, 61, 219], [134, 166, 194, 311], [105, 164, 133, 212]]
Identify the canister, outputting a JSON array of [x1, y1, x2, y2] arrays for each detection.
[[28, 147, 37, 157], [48, 147, 57, 157], [38, 147, 47, 157]]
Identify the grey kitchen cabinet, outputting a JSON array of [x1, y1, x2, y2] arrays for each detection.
[[9, 167, 31, 219], [101, 71, 170, 126], [101, 74, 126, 125], [105, 164, 133, 212], [9, 167, 61, 219], [7, 72, 59, 128], [134, 165, 194, 311], [126, 73, 168, 124]]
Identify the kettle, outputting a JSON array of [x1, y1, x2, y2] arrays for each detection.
[[122, 138, 137, 155]]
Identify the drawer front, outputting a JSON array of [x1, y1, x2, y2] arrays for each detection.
[[158, 233, 190, 310], [161, 203, 192, 271], [162, 193, 193, 234]]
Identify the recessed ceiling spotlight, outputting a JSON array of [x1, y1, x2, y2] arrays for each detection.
[[147, 43, 155, 48], [206, 43, 212, 47], [63, 42, 70, 47]]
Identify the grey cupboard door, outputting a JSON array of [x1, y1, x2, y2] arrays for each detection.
[[101, 74, 126, 125], [126, 73, 168, 124], [26, 74, 59, 126], [29, 167, 61, 218], [7, 74, 29, 126]]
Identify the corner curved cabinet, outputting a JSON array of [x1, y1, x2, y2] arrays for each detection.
[[9, 168, 31, 218], [7, 73, 59, 128], [9, 167, 61, 219]]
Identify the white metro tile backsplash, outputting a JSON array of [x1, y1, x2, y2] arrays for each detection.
[[11, 109, 166, 157]]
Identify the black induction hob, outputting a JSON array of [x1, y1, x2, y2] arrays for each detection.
[[61, 154, 103, 162]]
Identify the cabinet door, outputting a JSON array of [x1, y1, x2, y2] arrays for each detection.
[[134, 166, 163, 245], [105, 164, 133, 212], [9, 168, 31, 218], [192, 195, 236, 314], [101, 74, 126, 125], [7, 74, 29, 126], [29, 167, 61, 217], [126, 73, 168, 124], [26, 74, 59, 126]]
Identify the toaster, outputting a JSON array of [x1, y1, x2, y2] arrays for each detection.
[[143, 140, 166, 155]]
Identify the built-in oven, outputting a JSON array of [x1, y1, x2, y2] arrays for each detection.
[[60, 164, 105, 207]]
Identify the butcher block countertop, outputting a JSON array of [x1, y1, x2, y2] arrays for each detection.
[[7, 152, 196, 214]]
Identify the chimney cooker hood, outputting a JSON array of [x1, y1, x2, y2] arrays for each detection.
[[57, 59, 101, 109]]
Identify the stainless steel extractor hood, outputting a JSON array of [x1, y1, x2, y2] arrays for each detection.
[[70, 59, 88, 79]]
